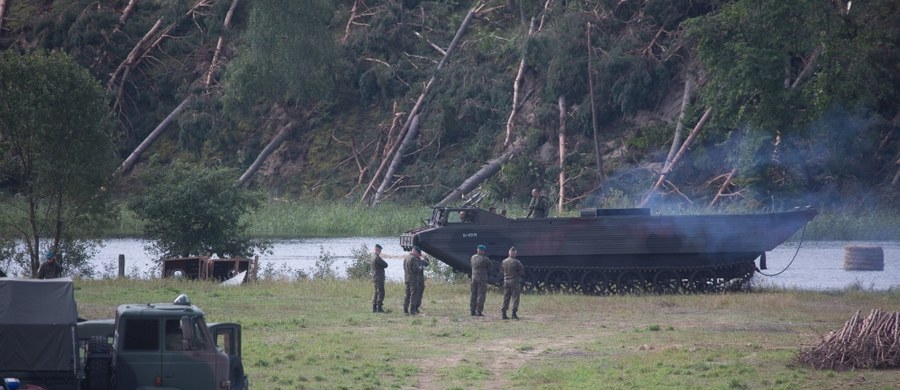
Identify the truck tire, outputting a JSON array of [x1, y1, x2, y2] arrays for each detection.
[[85, 336, 112, 390], [229, 355, 246, 390]]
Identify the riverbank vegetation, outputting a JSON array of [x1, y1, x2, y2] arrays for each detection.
[[73, 278, 900, 389], [95, 198, 898, 241]]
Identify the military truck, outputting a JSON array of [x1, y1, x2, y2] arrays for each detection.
[[0, 277, 248, 390]]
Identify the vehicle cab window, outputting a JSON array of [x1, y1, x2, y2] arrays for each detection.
[[122, 318, 159, 351], [457, 210, 475, 223], [165, 319, 183, 351], [187, 316, 209, 351]]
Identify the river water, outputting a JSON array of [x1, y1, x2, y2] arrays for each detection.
[[90, 238, 900, 290]]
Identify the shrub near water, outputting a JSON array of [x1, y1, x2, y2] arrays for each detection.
[[345, 244, 373, 280]]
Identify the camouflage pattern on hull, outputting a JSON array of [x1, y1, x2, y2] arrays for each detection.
[[401, 207, 817, 294]]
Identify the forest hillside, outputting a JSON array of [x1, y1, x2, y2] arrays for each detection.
[[1, 0, 898, 213]]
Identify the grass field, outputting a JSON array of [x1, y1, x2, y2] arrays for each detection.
[[73, 279, 900, 389]]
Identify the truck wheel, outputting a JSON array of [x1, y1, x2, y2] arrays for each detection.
[[229, 355, 246, 390], [86, 336, 112, 390]]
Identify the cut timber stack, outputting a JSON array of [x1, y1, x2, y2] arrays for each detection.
[[843, 245, 884, 271], [797, 309, 900, 370]]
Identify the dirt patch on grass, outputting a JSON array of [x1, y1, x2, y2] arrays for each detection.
[[407, 315, 599, 389]]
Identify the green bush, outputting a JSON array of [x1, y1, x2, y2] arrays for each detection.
[[345, 244, 373, 280]]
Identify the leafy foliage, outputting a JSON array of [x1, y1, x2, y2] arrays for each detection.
[[0, 50, 117, 276], [313, 245, 338, 279], [345, 244, 373, 280], [128, 161, 270, 258], [223, 0, 337, 112]]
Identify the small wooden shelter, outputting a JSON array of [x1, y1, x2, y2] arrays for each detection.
[[162, 256, 258, 283]]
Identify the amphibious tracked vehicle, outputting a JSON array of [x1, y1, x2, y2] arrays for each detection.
[[400, 206, 817, 294]]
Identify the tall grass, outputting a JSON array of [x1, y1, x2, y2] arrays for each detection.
[[247, 200, 430, 238], [803, 212, 900, 241], [6, 195, 900, 240]]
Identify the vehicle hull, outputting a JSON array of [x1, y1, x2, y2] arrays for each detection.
[[401, 207, 817, 294]]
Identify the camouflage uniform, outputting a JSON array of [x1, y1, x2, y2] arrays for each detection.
[[527, 195, 550, 218], [403, 252, 429, 314], [469, 253, 491, 316], [37, 258, 63, 279], [501, 255, 524, 319], [371, 252, 388, 312]]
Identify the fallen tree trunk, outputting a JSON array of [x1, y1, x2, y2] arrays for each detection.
[[107, 18, 163, 92], [372, 115, 420, 204], [639, 107, 713, 207], [665, 77, 692, 171], [587, 21, 603, 178], [360, 106, 404, 203], [115, 95, 194, 176], [205, 0, 240, 89], [371, 2, 482, 205], [708, 168, 737, 209], [115, 0, 139, 32], [238, 120, 297, 187], [435, 138, 526, 207], [558, 95, 566, 213], [893, 158, 900, 186], [0, 0, 8, 34], [504, 17, 536, 146], [109, 0, 212, 93]]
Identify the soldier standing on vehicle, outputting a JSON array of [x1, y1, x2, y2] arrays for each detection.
[[501, 246, 524, 320], [371, 244, 388, 313], [403, 246, 429, 315], [526, 188, 550, 218], [469, 245, 491, 316], [37, 250, 63, 279]]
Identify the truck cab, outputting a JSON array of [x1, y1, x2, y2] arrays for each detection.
[[84, 294, 247, 390]]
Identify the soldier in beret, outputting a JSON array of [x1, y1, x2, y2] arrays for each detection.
[[371, 244, 388, 313], [37, 250, 63, 279]]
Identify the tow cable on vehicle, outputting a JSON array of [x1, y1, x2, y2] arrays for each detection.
[[757, 223, 808, 277]]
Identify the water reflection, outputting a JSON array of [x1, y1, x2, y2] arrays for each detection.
[[91, 238, 899, 290]]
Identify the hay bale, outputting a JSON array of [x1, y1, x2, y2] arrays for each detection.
[[843, 245, 884, 271]]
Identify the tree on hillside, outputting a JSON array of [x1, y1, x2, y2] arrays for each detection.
[[0, 50, 118, 277], [686, 0, 900, 207], [223, 0, 337, 186], [129, 160, 270, 259]]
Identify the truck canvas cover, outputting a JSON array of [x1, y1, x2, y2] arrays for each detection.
[[0, 277, 78, 373]]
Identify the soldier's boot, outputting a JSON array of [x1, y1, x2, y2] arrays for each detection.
[[403, 306, 409, 315], [511, 309, 519, 319], [471, 309, 476, 316], [502, 310, 509, 320], [373, 304, 378, 313], [377, 305, 385, 313], [477, 311, 484, 317]]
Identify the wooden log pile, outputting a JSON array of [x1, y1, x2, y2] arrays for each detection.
[[797, 309, 900, 370], [843, 245, 884, 271]]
